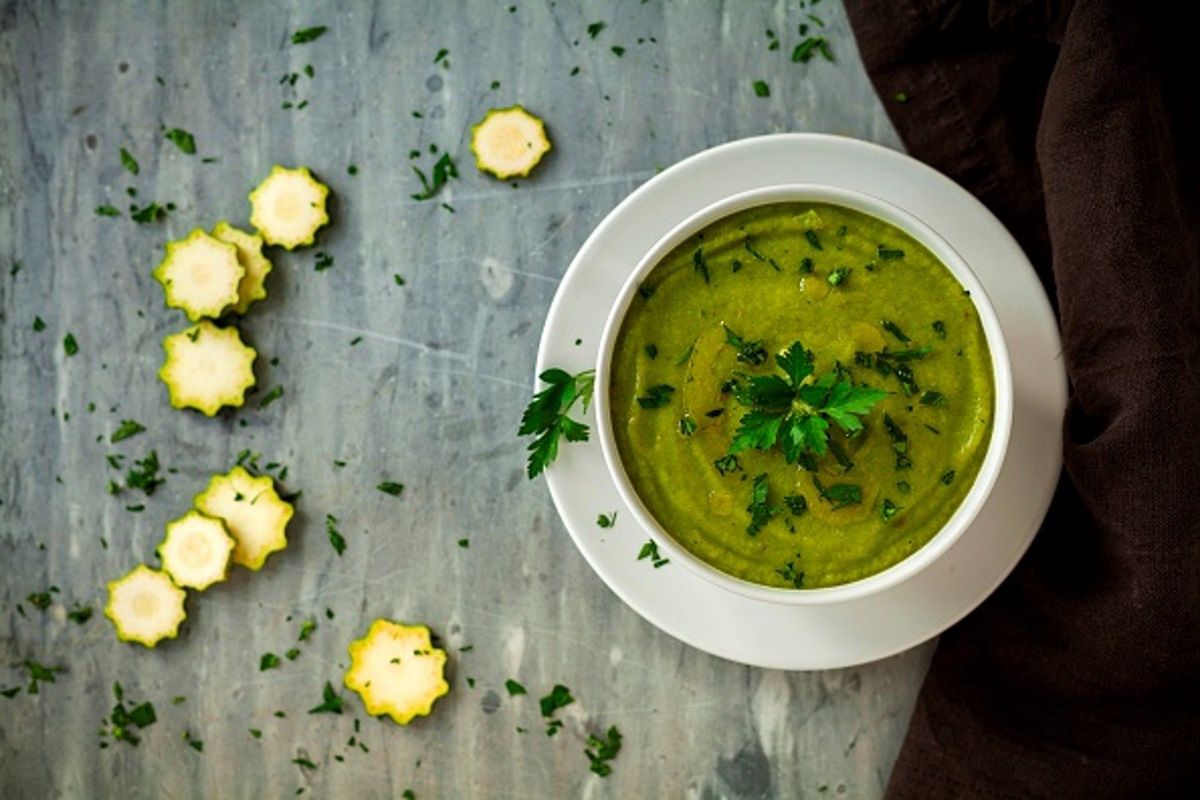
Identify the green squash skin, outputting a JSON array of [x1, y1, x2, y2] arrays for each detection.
[[609, 202, 994, 589]]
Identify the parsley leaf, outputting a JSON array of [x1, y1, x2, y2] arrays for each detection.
[[746, 473, 778, 536], [411, 152, 458, 201], [728, 342, 886, 466], [752, 79, 770, 97], [539, 684, 574, 717], [585, 725, 622, 777], [291, 26, 328, 44], [776, 558, 805, 588], [377, 481, 405, 497], [813, 476, 862, 510], [260, 653, 281, 671], [119, 147, 139, 175], [110, 419, 145, 443], [307, 681, 343, 714], [325, 514, 346, 556], [519, 368, 595, 479], [95, 204, 121, 217], [636, 384, 675, 409], [505, 679, 527, 697], [596, 512, 617, 528], [722, 325, 767, 365], [164, 128, 196, 155], [63, 333, 79, 356], [637, 539, 669, 568]]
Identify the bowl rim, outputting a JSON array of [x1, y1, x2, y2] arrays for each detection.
[[593, 182, 1015, 606]]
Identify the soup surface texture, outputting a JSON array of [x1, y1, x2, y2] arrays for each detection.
[[610, 202, 994, 588]]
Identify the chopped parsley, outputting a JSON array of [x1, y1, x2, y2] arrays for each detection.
[[636, 384, 675, 409], [125, 450, 165, 495], [102, 683, 156, 746], [260, 653, 281, 671], [728, 341, 887, 466], [881, 320, 910, 343], [883, 413, 912, 470], [377, 481, 405, 497], [307, 681, 343, 714], [880, 498, 901, 522], [679, 415, 697, 436], [258, 385, 284, 409], [783, 494, 808, 516], [596, 512, 617, 528], [752, 79, 770, 97], [67, 605, 93, 624], [539, 684, 574, 718], [394, 274, 406, 286], [457, 538, 469, 548], [877, 245, 905, 260], [637, 539, 669, 568], [611, 46, 625, 57], [813, 477, 862, 510], [130, 202, 166, 223], [325, 514, 346, 556], [805, 230, 822, 250], [314, 252, 334, 271], [298, 618, 318, 642], [63, 333, 79, 356], [932, 320, 947, 339], [940, 469, 956, 485], [119, 147, 139, 175], [411, 152, 458, 201], [164, 128, 196, 155], [95, 204, 121, 217], [723, 325, 768, 365], [644, 344, 658, 359], [792, 36, 833, 63], [291, 26, 328, 44], [505, 679, 527, 696], [292, 756, 319, 770], [746, 474, 778, 536], [110, 419, 145, 443], [713, 454, 741, 475], [519, 368, 595, 479], [775, 558, 804, 588], [827, 267, 850, 286], [586, 21, 606, 38], [183, 731, 204, 753], [32, 316, 45, 332], [692, 248, 710, 283], [920, 390, 947, 407], [585, 725, 622, 777]]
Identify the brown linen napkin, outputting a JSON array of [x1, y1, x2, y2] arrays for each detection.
[[843, 0, 1200, 795]]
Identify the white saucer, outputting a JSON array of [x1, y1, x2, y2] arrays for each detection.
[[536, 134, 1066, 670]]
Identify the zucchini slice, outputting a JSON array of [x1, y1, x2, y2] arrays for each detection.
[[104, 564, 188, 648], [153, 228, 245, 321], [248, 165, 330, 249], [193, 466, 293, 570], [157, 321, 257, 416], [212, 221, 273, 315], [157, 510, 235, 590], [470, 106, 552, 179], [344, 619, 449, 725]]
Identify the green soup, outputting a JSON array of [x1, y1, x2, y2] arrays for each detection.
[[610, 202, 994, 589]]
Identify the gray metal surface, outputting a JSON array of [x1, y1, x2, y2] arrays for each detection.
[[0, 1, 926, 797]]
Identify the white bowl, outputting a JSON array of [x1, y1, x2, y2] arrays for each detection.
[[593, 183, 1014, 606]]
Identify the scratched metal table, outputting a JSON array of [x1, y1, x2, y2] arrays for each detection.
[[0, 1, 926, 797]]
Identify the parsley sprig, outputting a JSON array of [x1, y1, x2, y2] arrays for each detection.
[[519, 368, 595, 479], [727, 342, 887, 466]]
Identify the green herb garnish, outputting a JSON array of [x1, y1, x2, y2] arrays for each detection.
[[880, 499, 900, 522], [882, 413, 911, 470], [307, 681, 343, 714], [131, 202, 166, 223], [519, 368, 595, 479], [728, 341, 886, 466], [637, 539, 669, 568], [377, 481, 405, 497], [596, 512, 617, 528], [325, 514, 346, 556], [119, 147, 139, 175], [920, 390, 946, 407], [260, 653, 281, 671], [164, 128, 196, 155], [713, 454, 741, 475], [23, 662, 61, 695], [67, 605, 93, 624], [881, 320, 910, 343], [812, 477, 862, 510], [95, 204, 121, 217], [783, 495, 808, 515], [585, 725, 622, 777], [723, 325, 767, 365], [63, 333, 79, 356], [110, 419, 145, 443], [940, 469, 956, 485], [505, 679, 527, 697], [775, 558, 804, 588], [932, 320, 947, 339], [411, 152, 458, 201], [636, 384, 675, 409], [692, 248, 710, 283], [539, 684, 574, 717], [32, 316, 46, 332], [746, 473, 778, 536], [805, 230, 822, 250], [877, 245, 905, 260], [258, 385, 284, 409], [827, 267, 850, 286], [678, 415, 697, 436], [752, 80, 770, 97], [314, 252, 334, 271], [291, 26, 328, 44], [292, 757, 319, 770]]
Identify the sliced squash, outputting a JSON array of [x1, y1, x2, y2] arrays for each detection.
[[248, 165, 329, 249], [470, 106, 552, 179], [194, 466, 293, 570], [157, 321, 257, 416], [344, 619, 449, 725], [104, 564, 187, 648], [153, 228, 245, 321], [157, 510, 235, 590], [212, 221, 273, 315]]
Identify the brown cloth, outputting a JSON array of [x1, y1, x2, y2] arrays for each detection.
[[843, 0, 1200, 796]]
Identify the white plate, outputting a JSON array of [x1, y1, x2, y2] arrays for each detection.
[[536, 134, 1066, 670]]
